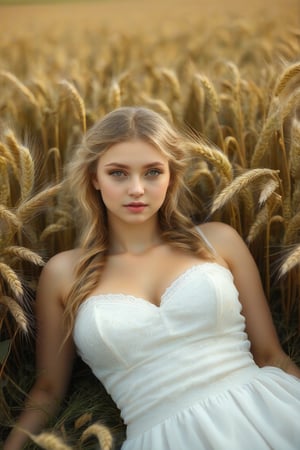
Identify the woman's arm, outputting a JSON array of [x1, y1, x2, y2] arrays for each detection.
[[201, 222, 300, 379], [4, 252, 77, 449]]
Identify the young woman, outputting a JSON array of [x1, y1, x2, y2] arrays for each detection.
[[4, 107, 300, 449]]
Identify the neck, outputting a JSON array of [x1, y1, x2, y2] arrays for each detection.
[[108, 217, 163, 255]]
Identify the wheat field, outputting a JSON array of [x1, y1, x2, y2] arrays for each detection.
[[0, 0, 300, 448]]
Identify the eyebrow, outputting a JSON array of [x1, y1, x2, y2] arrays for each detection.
[[104, 162, 166, 169]]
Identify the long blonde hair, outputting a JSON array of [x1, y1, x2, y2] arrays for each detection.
[[63, 106, 213, 338]]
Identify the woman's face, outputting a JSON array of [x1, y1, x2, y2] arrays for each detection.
[[92, 139, 170, 226]]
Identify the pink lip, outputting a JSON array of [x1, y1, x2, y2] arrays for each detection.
[[124, 203, 147, 213]]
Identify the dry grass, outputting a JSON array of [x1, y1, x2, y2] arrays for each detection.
[[0, 0, 299, 447]]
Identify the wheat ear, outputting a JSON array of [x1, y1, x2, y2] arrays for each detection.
[[59, 79, 86, 133], [250, 98, 281, 168], [0, 296, 28, 332], [40, 223, 68, 241], [108, 80, 121, 109], [211, 168, 280, 214], [0, 142, 19, 179], [3, 246, 44, 266], [0, 70, 38, 109], [74, 412, 93, 430], [0, 205, 21, 229], [159, 68, 181, 100], [282, 88, 300, 120], [140, 95, 173, 123], [17, 183, 62, 223], [258, 179, 279, 206], [289, 118, 300, 179], [22, 429, 72, 450], [284, 211, 300, 245], [20, 145, 34, 201], [81, 423, 113, 450], [0, 156, 10, 205], [0, 262, 23, 299], [189, 142, 232, 183], [194, 74, 220, 112], [4, 129, 22, 173], [279, 244, 300, 278], [274, 62, 300, 97]]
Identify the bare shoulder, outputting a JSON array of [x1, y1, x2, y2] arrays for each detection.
[[198, 221, 247, 267], [199, 221, 239, 242], [38, 248, 82, 304]]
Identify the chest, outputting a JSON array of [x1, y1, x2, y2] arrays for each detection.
[[89, 247, 204, 306]]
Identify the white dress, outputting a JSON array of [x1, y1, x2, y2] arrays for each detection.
[[73, 262, 300, 450]]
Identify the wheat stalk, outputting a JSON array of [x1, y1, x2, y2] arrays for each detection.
[[4, 129, 22, 173], [20, 145, 34, 201], [0, 205, 21, 229], [59, 79, 86, 133], [81, 423, 113, 450], [40, 223, 68, 241], [0, 262, 23, 299], [159, 68, 181, 100], [0, 70, 38, 109], [0, 142, 19, 179], [274, 62, 300, 97], [17, 183, 62, 223], [289, 118, 300, 179], [23, 430, 72, 450], [140, 95, 173, 123], [2, 246, 44, 266], [284, 211, 300, 245], [0, 295, 28, 332], [279, 244, 300, 278], [258, 178, 279, 206], [189, 142, 233, 183], [108, 80, 121, 109], [250, 98, 281, 168], [0, 156, 10, 205], [282, 87, 300, 120], [74, 412, 93, 429], [194, 74, 220, 113], [211, 168, 280, 214]]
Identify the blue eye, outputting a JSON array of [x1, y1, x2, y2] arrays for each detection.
[[146, 169, 162, 177], [109, 170, 126, 177]]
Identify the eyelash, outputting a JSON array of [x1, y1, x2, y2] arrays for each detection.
[[108, 169, 163, 178]]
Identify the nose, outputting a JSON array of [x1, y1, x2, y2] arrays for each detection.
[[128, 176, 144, 197]]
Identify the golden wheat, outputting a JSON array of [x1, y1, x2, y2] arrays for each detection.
[[19, 145, 34, 201], [108, 79, 122, 109], [81, 422, 113, 450], [284, 211, 300, 246], [250, 98, 281, 168], [0, 262, 23, 300], [74, 412, 93, 430], [211, 168, 280, 214], [279, 244, 300, 278], [0, 156, 10, 205], [17, 183, 62, 223], [289, 118, 300, 179], [2, 246, 44, 266], [59, 79, 86, 133], [23, 430, 72, 450], [189, 142, 233, 183], [0, 70, 39, 109], [274, 62, 300, 97], [258, 179, 280, 206], [0, 205, 21, 229], [0, 142, 19, 180], [4, 130, 22, 173], [0, 296, 28, 332]]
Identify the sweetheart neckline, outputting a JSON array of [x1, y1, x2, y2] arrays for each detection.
[[78, 262, 232, 311]]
